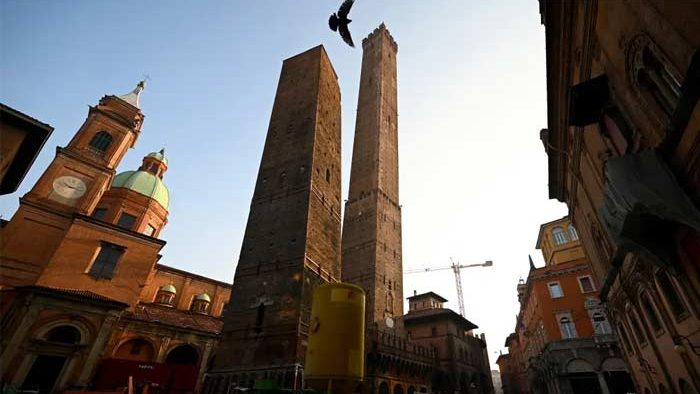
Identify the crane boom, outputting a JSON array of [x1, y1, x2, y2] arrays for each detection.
[[405, 259, 493, 316], [452, 262, 466, 317]]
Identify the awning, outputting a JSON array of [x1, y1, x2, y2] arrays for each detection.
[[598, 150, 700, 300]]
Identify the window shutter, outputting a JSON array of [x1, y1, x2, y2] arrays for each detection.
[[90, 243, 124, 279]]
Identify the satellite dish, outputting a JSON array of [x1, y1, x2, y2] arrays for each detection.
[[385, 317, 394, 328]]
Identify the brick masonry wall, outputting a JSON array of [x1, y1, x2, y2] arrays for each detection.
[[342, 25, 403, 328], [212, 45, 341, 373]]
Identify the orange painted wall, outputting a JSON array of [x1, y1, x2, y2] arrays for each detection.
[[530, 260, 598, 341]]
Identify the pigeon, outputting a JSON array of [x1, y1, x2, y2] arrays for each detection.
[[329, 0, 355, 47]]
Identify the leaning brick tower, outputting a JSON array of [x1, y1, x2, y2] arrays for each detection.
[[209, 45, 342, 389], [341, 24, 403, 330]]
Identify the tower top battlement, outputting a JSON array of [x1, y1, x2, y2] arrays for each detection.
[[362, 23, 398, 53]]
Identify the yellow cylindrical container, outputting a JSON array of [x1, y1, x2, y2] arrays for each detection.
[[305, 282, 365, 394]]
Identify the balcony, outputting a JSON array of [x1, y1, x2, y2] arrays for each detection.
[[593, 333, 618, 345]]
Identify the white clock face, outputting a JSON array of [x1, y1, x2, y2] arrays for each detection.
[[53, 176, 87, 199], [385, 317, 394, 328]]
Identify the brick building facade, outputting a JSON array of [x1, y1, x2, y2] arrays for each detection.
[[0, 104, 53, 195], [0, 84, 231, 393], [498, 217, 634, 394], [538, 1, 700, 392], [342, 25, 494, 394], [206, 44, 342, 389], [201, 26, 494, 394]]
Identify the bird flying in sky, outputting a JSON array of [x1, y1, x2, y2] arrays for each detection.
[[329, 0, 355, 47]]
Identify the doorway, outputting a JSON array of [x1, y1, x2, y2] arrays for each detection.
[[21, 355, 67, 393]]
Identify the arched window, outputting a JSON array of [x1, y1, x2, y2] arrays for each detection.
[[155, 284, 177, 306], [190, 294, 211, 314], [46, 325, 81, 344], [636, 47, 681, 118], [552, 227, 568, 245], [568, 226, 579, 240], [89, 131, 113, 154], [592, 313, 612, 335], [559, 316, 577, 339]]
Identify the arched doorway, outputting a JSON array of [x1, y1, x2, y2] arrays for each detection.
[[114, 338, 156, 362], [567, 359, 601, 394], [165, 344, 199, 365], [393, 384, 404, 394], [379, 382, 389, 394], [407, 386, 416, 394], [21, 325, 82, 393], [601, 358, 635, 394]]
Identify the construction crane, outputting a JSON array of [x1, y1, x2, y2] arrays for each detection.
[[405, 258, 493, 317]]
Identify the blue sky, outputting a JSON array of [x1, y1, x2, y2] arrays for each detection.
[[1, 0, 566, 366]]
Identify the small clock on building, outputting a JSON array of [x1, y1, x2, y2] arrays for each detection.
[[52, 175, 87, 199]]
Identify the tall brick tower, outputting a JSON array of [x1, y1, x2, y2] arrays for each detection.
[[341, 24, 402, 330], [209, 45, 342, 388]]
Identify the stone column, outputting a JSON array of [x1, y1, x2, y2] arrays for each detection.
[[596, 372, 611, 394], [76, 314, 119, 386], [195, 341, 214, 394], [0, 300, 39, 369], [156, 336, 171, 362]]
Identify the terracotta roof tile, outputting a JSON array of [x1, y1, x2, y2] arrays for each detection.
[[128, 303, 223, 334], [404, 308, 479, 330], [30, 285, 127, 307]]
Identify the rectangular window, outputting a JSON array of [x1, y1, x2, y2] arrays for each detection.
[[629, 313, 647, 346], [641, 295, 663, 333], [431, 327, 437, 337], [656, 272, 688, 320], [548, 282, 564, 298], [117, 213, 137, 230], [88, 242, 124, 279], [143, 224, 156, 237], [93, 208, 108, 221], [578, 276, 595, 293], [617, 324, 633, 354]]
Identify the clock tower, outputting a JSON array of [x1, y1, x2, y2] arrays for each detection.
[[24, 81, 146, 214], [0, 82, 146, 288]]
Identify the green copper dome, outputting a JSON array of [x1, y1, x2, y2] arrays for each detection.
[[146, 149, 168, 165], [194, 293, 211, 302], [112, 170, 170, 209], [160, 284, 177, 294]]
